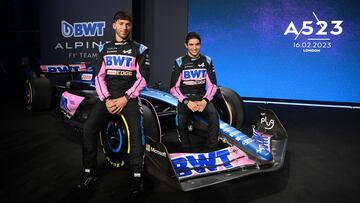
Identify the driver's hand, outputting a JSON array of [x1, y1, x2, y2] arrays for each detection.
[[112, 96, 129, 114], [105, 99, 117, 114], [187, 101, 198, 112], [196, 100, 207, 112]]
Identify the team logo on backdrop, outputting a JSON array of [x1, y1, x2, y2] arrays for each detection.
[[61, 20, 105, 38], [284, 12, 343, 53], [54, 20, 111, 61]]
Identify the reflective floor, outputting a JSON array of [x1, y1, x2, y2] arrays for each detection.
[[1, 99, 360, 203]]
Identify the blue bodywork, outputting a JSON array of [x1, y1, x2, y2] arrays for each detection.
[[77, 76, 273, 161], [140, 88, 273, 162]]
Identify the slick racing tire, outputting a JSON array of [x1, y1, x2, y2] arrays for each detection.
[[99, 105, 159, 168], [25, 77, 52, 111], [219, 87, 245, 130], [141, 102, 161, 142], [99, 114, 130, 168]]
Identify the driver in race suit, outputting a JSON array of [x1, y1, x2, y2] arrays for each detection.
[[77, 11, 150, 197], [170, 32, 219, 152]]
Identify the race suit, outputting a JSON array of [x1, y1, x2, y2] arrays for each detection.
[[170, 54, 219, 150], [83, 39, 150, 173]]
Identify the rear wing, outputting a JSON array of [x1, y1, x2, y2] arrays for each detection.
[[39, 64, 95, 87], [40, 64, 88, 73]]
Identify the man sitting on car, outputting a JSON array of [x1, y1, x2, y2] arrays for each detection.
[[170, 32, 219, 152]]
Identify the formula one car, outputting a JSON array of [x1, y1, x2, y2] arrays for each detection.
[[25, 63, 288, 191]]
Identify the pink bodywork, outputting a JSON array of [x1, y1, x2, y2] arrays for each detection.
[[60, 91, 85, 117]]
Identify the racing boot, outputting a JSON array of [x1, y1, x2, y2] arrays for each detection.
[[77, 168, 97, 189], [130, 171, 144, 197]]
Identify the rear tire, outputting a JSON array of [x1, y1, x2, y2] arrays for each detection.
[[25, 77, 52, 111]]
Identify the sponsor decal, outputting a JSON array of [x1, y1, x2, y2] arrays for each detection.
[[139, 44, 147, 54], [40, 64, 87, 73], [183, 80, 206, 85], [170, 146, 256, 178], [182, 68, 206, 80], [146, 144, 166, 157], [106, 70, 133, 76], [81, 73, 93, 81], [260, 113, 275, 130], [105, 55, 134, 68]]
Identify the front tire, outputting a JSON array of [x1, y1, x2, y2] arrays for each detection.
[[213, 87, 245, 130], [99, 114, 130, 168], [99, 105, 160, 168]]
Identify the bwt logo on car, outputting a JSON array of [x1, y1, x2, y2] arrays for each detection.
[[105, 55, 134, 68], [47, 65, 82, 73], [61, 20, 105, 38], [171, 149, 233, 177], [183, 69, 206, 80]]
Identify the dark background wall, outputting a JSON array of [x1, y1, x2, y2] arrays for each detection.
[[1, 0, 188, 100], [1, 0, 41, 99], [134, 0, 188, 88], [40, 0, 132, 65]]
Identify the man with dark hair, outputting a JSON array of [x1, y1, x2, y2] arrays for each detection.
[[78, 10, 150, 196], [170, 32, 219, 152]]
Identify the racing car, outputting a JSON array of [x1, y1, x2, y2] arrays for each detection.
[[25, 63, 288, 191]]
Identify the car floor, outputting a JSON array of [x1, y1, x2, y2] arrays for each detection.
[[1, 99, 360, 203]]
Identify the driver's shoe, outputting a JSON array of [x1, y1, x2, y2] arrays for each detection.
[[77, 168, 97, 189], [130, 172, 143, 197]]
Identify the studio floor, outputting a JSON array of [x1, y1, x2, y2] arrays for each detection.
[[1, 99, 360, 203]]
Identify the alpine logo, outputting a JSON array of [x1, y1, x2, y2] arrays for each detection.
[[122, 49, 132, 54], [198, 62, 205, 67]]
